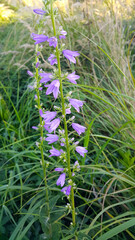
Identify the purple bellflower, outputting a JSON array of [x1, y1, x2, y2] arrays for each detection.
[[69, 98, 84, 112], [48, 54, 57, 65], [32, 126, 38, 130], [27, 70, 34, 77], [45, 80, 60, 99], [40, 109, 57, 122], [32, 33, 48, 45], [47, 37, 57, 48], [49, 146, 62, 157], [63, 50, 80, 64], [59, 30, 67, 39], [67, 71, 80, 84], [56, 173, 66, 187], [39, 72, 52, 83], [61, 185, 71, 196], [36, 62, 39, 68], [45, 134, 59, 144], [33, 9, 46, 15], [54, 168, 64, 172], [72, 123, 86, 135], [48, 118, 61, 132], [76, 146, 88, 157], [66, 108, 71, 114]]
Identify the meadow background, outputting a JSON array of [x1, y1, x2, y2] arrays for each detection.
[[0, 0, 135, 239]]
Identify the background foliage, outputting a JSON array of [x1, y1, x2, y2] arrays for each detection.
[[0, 0, 135, 239]]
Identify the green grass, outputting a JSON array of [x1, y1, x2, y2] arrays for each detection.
[[0, 0, 135, 239]]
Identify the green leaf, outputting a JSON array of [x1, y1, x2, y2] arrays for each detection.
[[96, 218, 135, 240]]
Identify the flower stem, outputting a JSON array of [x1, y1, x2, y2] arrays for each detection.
[[50, 1, 77, 238], [35, 47, 51, 229]]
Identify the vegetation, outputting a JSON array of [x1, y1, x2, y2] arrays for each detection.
[[0, 0, 135, 239]]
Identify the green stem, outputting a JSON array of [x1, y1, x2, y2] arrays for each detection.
[[50, 1, 77, 238], [35, 47, 50, 223]]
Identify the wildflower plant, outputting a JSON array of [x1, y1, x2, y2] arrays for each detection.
[[28, 0, 87, 239]]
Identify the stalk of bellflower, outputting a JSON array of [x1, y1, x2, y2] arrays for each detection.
[[50, 1, 77, 238], [32, 31, 51, 222]]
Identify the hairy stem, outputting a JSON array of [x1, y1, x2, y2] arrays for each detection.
[[35, 46, 51, 236], [50, 1, 77, 238]]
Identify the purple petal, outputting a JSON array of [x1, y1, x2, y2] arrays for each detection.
[[56, 173, 66, 187], [54, 168, 64, 172], [72, 123, 86, 135], [33, 9, 46, 15], [76, 146, 87, 157], [27, 70, 34, 77], [45, 134, 59, 144]]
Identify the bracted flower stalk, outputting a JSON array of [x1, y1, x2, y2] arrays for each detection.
[[34, 45, 51, 227], [50, 0, 77, 235]]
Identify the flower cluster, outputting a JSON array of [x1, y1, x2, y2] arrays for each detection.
[[29, 8, 88, 196]]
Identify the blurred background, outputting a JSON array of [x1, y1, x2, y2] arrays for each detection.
[[1, 1, 135, 239]]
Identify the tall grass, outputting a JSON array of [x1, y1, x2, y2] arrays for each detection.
[[0, 0, 135, 239]]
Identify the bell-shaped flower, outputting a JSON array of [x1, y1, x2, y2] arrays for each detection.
[[62, 50, 80, 64], [39, 110, 57, 122], [61, 185, 71, 196], [72, 123, 86, 135], [76, 146, 87, 157], [45, 80, 60, 99], [33, 9, 46, 15], [69, 98, 84, 112], [67, 71, 80, 84], [59, 30, 67, 39], [45, 134, 59, 144], [54, 168, 64, 172], [56, 173, 66, 187], [49, 146, 62, 157], [47, 37, 57, 48], [39, 72, 53, 83], [27, 70, 34, 77], [48, 54, 57, 65], [32, 33, 48, 45], [49, 118, 61, 132], [32, 126, 38, 130]]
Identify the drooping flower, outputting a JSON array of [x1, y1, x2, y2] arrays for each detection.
[[39, 72, 53, 83], [45, 134, 59, 144], [67, 71, 80, 84], [60, 138, 65, 146], [61, 185, 71, 196], [32, 126, 38, 130], [36, 62, 39, 68], [72, 123, 86, 135], [35, 94, 38, 99], [45, 80, 60, 99], [54, 168, 64, 172], [69, 98, 84, 112], [39, 109, 57, 122], [33, 9, 46, 15], [47, 37, 57, 48], [56, 173, 66, 187], [59, 30, 67, 39], [39, 87, 42, 91], [27, 70, 34, 77], [48, 54, 57, 65], [48, 118, 61, 132], [49, 146, 62, 157], [66, 108, 71, 114], [76, 146, 87, 157], [32, 33, 48, 45], [62, 50, 80, 64]]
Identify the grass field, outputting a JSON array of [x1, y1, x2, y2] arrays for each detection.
[[0, 0, 135, 239]]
